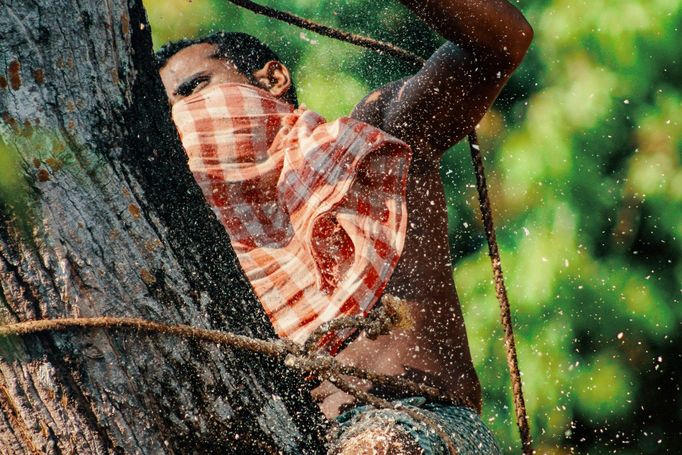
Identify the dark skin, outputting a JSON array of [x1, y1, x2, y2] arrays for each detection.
[[161, 0, 532, 420]]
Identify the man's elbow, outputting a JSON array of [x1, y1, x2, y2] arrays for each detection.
[[503, 20, 534, 68]]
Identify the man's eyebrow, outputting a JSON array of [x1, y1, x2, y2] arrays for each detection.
[[173, 71, 209, 96]]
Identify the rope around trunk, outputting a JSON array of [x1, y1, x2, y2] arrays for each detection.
[[219, 1, 533, 452], [0, 312, 475, 411], [0, 311, 471, 455]]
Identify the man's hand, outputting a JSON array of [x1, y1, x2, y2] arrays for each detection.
[[351, 0, 533, 164]]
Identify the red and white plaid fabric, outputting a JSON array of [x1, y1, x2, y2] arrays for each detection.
[[172, 83, 411, 352]]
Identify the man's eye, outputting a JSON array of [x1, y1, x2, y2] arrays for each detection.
[[177, 76, 209, 97]]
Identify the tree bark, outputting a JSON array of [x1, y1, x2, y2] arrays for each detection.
[[0, 0, 327, 453]]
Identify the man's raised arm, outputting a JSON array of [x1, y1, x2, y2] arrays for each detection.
[[351, 0, 533, 159]]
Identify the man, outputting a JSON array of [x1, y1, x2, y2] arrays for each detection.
[[158, 0, 532, 452]]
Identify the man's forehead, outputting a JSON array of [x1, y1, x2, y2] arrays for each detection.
[[165, 43, 217, 72], [160, 43, 220, 93]]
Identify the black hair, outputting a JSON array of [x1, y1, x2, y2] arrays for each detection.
[[156, 31, 298, 106]]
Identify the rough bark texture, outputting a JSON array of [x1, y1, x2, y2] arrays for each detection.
[[0, 0, 327, 453]]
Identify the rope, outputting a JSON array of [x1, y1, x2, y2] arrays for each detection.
[[467, 132, 533, 454], [0, 316, 294, 357], [303, 294, 414, 353], [0, 302, 473, 412], [217, 2, 534, 452], [224, 0, 426, 67], [0, 308, 468, 454]]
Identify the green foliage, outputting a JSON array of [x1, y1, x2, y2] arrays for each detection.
[[0, 129, 77, 237], [147, 0, 681, 451], [0, 138, 31, 233], [0, 139, 22, 206]]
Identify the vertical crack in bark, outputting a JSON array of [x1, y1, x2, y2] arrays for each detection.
[[0, 231, 114, 452], [0, 240, 42, 321], [0, 378, 43, 455], [39, 339, 114, 453]]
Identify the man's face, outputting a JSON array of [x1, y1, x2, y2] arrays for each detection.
[[159, 43, 252, 106]]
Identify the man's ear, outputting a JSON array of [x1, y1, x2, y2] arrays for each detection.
[[253, 61, 292, 99]]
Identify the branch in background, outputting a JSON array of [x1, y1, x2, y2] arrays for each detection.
[[225, 0, 426, 67]]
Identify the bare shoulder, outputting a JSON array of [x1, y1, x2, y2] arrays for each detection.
[[349, 78, 408, 130], [349, 34, 530, 162]]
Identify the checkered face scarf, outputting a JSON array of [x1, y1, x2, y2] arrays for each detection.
[[172, 82, 411, 352]]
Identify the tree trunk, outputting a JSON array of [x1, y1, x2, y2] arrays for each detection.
[[0, 0, 327, 453]]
